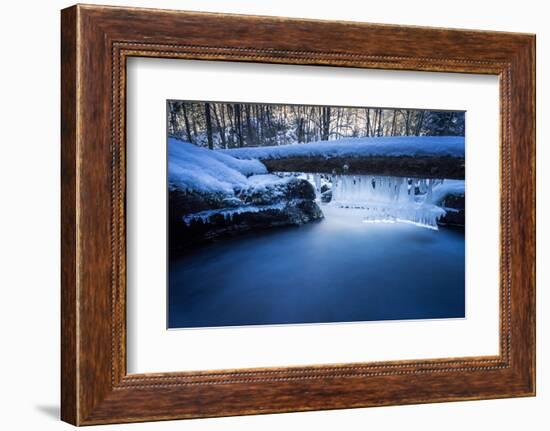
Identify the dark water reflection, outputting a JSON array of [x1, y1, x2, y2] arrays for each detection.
[[168, 206, 465, 328]]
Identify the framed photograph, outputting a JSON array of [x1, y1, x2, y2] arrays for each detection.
[[61, 4, 536, 425], [165, 101, 467, 329]]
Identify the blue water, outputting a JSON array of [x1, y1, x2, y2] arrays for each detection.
[[168, 206, 465, 328]]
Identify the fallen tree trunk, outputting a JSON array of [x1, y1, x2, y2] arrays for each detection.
[[261, 155, 464, 179]]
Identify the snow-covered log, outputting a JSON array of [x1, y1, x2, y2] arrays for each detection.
[[224, 136, 465, 179]]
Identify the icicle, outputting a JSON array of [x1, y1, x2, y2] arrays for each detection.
[[330, 174, 449, 230], [313, 174, 322, 200]]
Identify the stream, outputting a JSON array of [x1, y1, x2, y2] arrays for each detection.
[[168, 204, 465, 329]]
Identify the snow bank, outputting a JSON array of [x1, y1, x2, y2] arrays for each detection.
[[168, 138, 267, 194], [224, 136, 464, 160]]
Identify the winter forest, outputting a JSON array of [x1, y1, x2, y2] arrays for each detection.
[[168, 100, 466, 329], [168, 101, 465, 149]]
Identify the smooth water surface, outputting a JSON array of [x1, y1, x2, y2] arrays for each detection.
[[168, 206, 465, 328]]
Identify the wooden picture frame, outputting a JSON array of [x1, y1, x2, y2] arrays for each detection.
[[61, 4, 536, 425]]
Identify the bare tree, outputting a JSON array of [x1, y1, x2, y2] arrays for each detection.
[[320, 106, 331, 141], [414, 111, 425, 136], [234, 104, 243, 147], [211, 105, 227, 149], [204, 103, 214, 150], [181, 104, 193, 143], [390, 110, 398, 136], [365, 108, 371, 137]]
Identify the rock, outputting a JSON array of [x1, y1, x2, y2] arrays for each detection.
[[285, 178, 317, 200], [168, 188, 229, 215], [169, 177, 323, 251], [221, 197, 242, 207], [438, 193, 465, 227], [237, 178, 315, 205], [321, 189, 332, 203], [282, 199, 324, 224]]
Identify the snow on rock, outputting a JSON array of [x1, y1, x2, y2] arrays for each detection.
[[224, 136, 465, 160], [183, 202, 286, 225], [429, 180, 465, 205], [168, 138, 267, 195], [168, 138, 317, 210], [167, 139, 323, 249], [430, 180, 465, 227]]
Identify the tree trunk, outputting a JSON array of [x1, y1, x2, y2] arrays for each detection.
[[234, 104, 243, 147], [226, 104, 235, 147], [212, 104, 227, 149], [181, 104, 193, 143], [415, 111, 425, 136], [245, 105, 255, 146], [390, 110, 398, 136], [404, 110, 411, 136], [321, 106, 331, 141], [297, 117, 304, 143], [376, 109, 383, 137], [169, 102, 179, 135], [204, 103, 214, 150]]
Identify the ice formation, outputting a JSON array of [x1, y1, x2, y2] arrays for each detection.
[[182, 202, 286, 226], [327, 175, 450, 230]]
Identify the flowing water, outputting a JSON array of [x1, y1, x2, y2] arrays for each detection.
[[168, 203, 465, 329]]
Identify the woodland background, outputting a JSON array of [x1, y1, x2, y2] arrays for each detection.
[[168, 101, 466, 148]]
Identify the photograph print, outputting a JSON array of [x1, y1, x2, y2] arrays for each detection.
[[167, 101, 466, 329]]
